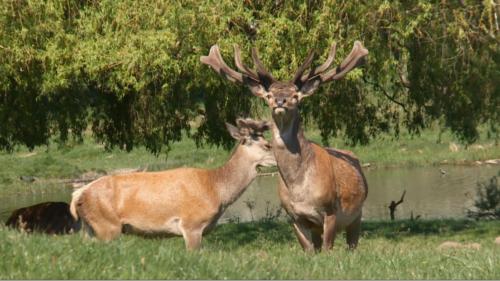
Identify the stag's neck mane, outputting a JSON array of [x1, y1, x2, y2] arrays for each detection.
[[213, 144, 258, 207], [271, 112, 315, 187]]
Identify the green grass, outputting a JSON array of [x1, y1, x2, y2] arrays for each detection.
[[306, 126, 499, 168], [0, 219, 498, 279], [0, 136, 232, 195]]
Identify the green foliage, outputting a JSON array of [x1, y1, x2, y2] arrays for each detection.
[[1, 0, 498, 152], [468, 171, 500, 220]]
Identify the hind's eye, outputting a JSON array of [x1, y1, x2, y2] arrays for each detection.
[[292, 95, 298, 101], [266, 94, 272, 100]]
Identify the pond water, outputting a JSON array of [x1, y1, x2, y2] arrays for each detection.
[[1, 165, 498, 223]]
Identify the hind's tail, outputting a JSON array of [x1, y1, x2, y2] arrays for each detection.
[[70, 185, 89, 220]]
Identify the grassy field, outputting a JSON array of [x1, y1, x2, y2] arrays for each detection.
[[0, 219, 498, 279], [0, 128, 498, 279]]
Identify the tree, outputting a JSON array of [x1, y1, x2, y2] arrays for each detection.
[[1, 0, 498, 153]]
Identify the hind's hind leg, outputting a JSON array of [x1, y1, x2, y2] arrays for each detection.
[[90, 220, 121, 241], [76, 200, 121, 241], [79, 211, 121, 241], [78, 220, 95, 238], [345, 214, 361, 250]]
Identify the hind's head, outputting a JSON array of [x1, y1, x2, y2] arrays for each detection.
[[225, 118, 276, 167]]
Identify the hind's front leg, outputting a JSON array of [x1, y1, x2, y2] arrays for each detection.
[[181, 227, 203, 251]]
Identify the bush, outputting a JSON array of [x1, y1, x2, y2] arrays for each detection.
[[467, 171, 500, 220]]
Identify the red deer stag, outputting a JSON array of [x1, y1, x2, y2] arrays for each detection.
[[70, 119, 275, 250], [5, 202, 80, 234], [201, 41, 368, 252]]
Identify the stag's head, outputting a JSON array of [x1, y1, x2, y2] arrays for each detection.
[[201, 41, 368, 128]]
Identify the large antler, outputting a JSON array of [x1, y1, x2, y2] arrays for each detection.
[[292, 50, 315, 85], [200, 44, 275, 89], [250, 48, 276, 87], [294, 41, 368, 88]]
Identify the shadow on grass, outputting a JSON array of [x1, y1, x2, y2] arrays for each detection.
[[362, 219, 498, 240], [205, 221, 296, 249], [205, 219, 498, 248]]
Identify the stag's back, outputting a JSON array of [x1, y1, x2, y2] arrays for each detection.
[[324, 146, 368, 213]]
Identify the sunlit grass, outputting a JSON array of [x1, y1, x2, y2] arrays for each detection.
[[306, 126, 499, 167], [0, 219, 498, 279]]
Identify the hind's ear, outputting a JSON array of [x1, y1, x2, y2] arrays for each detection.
[[225, 122, 241, 140], [261, 121, 271, 131], [236, 118, 248, 128]]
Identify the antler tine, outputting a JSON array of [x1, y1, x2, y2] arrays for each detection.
[[300, 43, 336, 83], [251, 48, 276, 85], [320, 41, 368, 82], [233, 45, 259, 81], [292, 50, 315, 85], [200, 45, 243, 83], [311, 43, 337, 77]]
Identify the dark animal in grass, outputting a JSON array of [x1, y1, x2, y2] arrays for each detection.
[[5, 202, 81, 234]]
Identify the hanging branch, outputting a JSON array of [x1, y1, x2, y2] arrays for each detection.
[[362, 76, 409, 113]]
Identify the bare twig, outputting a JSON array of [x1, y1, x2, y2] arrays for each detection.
[[389, 190, 406, 220]]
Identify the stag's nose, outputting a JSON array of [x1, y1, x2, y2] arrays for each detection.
[[276, 98, 286, 107]]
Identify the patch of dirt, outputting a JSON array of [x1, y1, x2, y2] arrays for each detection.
[[449, 142, 460, 152], [437, 241, 481, 250], [18, 152, 37, 158]]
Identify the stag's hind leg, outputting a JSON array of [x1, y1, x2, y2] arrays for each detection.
[[322, 214, 338, 251], [345, 214, 361, 250]]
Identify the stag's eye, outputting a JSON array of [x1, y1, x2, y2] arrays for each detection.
[[292, 95, 299, 101], [266, 94, 272, 100]]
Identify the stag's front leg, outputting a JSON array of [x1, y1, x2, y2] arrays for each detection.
[[311, 230, 323, 250], [292, 221, 315, 252], [322, 214, 338, 251]]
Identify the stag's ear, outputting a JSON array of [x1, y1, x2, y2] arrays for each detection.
[[243, 77, 267, 98], [225, 122, 241, 140], [298, 78, 321, 100]]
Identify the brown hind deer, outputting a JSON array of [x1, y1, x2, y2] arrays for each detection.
[[5, 202, 80, 234], [70, 119, 275, 250], [201, 41, 369, 252]]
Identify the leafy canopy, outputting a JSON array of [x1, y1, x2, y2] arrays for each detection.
[[0, 0, 498, 153]]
